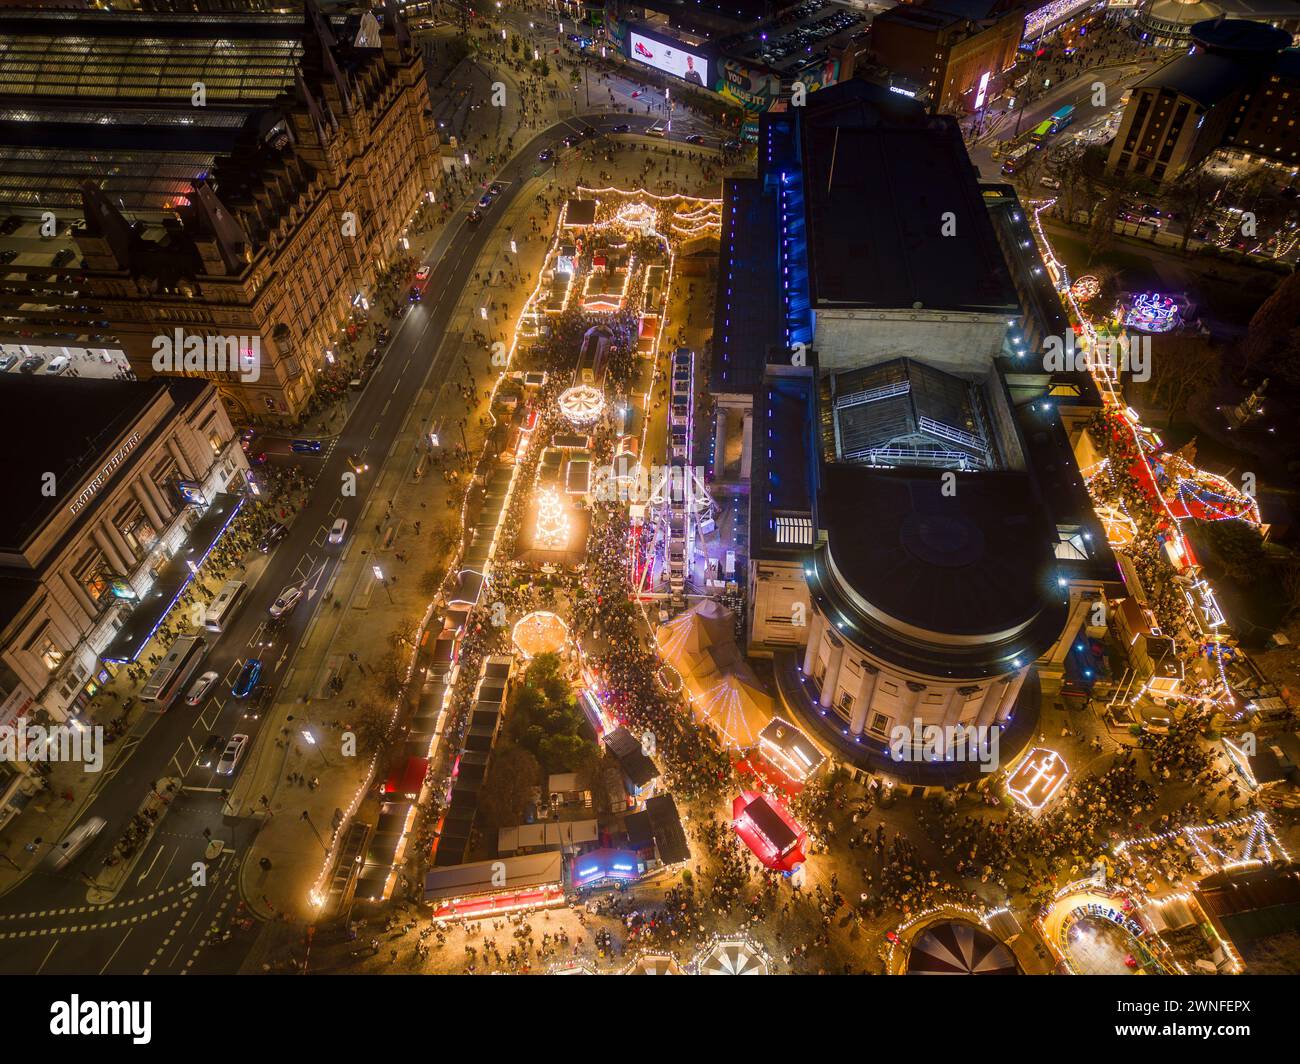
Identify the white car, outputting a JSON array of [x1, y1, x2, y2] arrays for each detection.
[[1040, 176, 1062, 190], [216, 734, 249, 776], [328, 518, 348, 544], [268, 586, 303, 619], [45, 355, 70, 375], [51, 816, 107, 870], [185, 670, 219, 706]]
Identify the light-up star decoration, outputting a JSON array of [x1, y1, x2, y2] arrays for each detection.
[[1124, 292, 1180, 333], [1006, 747, 1069, 812], [557, 384, 605, 425]]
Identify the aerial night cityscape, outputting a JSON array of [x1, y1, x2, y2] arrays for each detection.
[[1, 0, 1299, 1036]]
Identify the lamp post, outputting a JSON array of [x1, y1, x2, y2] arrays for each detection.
[[372, 564, 393, 604]]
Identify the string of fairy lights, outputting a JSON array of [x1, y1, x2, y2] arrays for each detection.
[[1028, 198, 1265, 716]]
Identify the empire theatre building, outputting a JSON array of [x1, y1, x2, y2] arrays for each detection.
[[0, 375, 248, 815]]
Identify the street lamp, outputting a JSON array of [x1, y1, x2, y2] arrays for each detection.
[[372, 564, 393, 604]]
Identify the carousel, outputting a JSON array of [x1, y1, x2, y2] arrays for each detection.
[[693, 937, 770, 975]]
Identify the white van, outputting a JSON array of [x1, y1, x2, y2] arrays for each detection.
[[45, 355, 70, 375]]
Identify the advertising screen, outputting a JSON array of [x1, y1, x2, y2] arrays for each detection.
[[629, 31, 708, 86]]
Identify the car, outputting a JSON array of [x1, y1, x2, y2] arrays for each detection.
[[197, 734, 226, 769], [185, 670, 219, 706], [329, 518, 349, 544], [538, 148, 554, 162], [268, 586, 303, 619], [610, 123, 631, 134], [0, 249, 17, 265], [50, 817, 107, 870], [0, 215, 22, 236], [232, 659, 262, 699], [467, 209, 483, 224], [0, 354, 17, 371], [685, 134, 704, 145], [258, 522, 287, 552], [45, 355, 70, 375], [562, 134, 579, 148], [51, 247, 75, 268], [1040, 176, 1062, 190], [488, 182, 504, 196], [259, 615, 284, 648], [216, 734, 250, 776], [19, 355, 44, 373], [579, 125, 597, 139], [478, 193, 494, 209], [375, 326, 390, 346], [630, 90, 643, 99], [347, 453, 369, 474], [645, 125, 665, 137], [290, 439, 322, 454], [244, 685, 272, 720]]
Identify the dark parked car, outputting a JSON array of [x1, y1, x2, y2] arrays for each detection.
[[290, 439, 322, 454], [258, 521, 288, 553]]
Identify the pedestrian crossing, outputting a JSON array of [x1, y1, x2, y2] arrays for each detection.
[[0, 875, 191, 923], [0, 892, 196, 941]]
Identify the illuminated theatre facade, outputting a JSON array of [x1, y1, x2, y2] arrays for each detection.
[[715, 82, 1114, 787]]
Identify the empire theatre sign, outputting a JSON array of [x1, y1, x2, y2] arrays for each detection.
[[68, 432, 142, 518]]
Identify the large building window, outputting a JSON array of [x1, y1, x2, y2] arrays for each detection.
[[75, 550, 113, 607], [116, 504, 156, 555], [27, 629, 65, 673]]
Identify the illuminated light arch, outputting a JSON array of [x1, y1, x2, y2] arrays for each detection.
[[557, 384, 605, 425]]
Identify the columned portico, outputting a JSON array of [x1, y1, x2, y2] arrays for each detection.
[[851, 663, 879, 735], [92, 522, 132, 575], [997, 668, 1027, 722], [819, 634, 845, 709], [802, 608, 826, 675], [131, 479, 166, 533], [977, 677, 1009, 728]]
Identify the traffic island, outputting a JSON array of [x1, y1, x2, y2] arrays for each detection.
[[84, 777, 181, 904]]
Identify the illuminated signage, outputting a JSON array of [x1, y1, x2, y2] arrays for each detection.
[[68, 431, 142, 517], [629, 31, 708, 86], [1006, 747, 1069, 811], [974, 71, 990, 110]]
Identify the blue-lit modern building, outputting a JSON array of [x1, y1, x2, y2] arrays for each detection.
[[712, 80, 1114, 788]]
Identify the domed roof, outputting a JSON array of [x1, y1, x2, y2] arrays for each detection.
[[1147, 0, 1224, 26], [907, 920, 1019, 975], [1191, 16, 1292, 54], [819, 465, 1060, 640]]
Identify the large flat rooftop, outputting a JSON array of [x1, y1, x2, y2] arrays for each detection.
[[798, 82, 1018, 314]]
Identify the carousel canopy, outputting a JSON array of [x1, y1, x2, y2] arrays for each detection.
[[906, 920, 1019, 975], [656, 600, 776, 748], [696, 939, 769, 975], [624, 954, 683, 975]]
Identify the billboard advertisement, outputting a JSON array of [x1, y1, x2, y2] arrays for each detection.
[[628, 30, 709, 87], [715, 58, 781, 114]]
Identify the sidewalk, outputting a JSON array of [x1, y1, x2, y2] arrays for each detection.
[[0, 485, 308, 898]]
